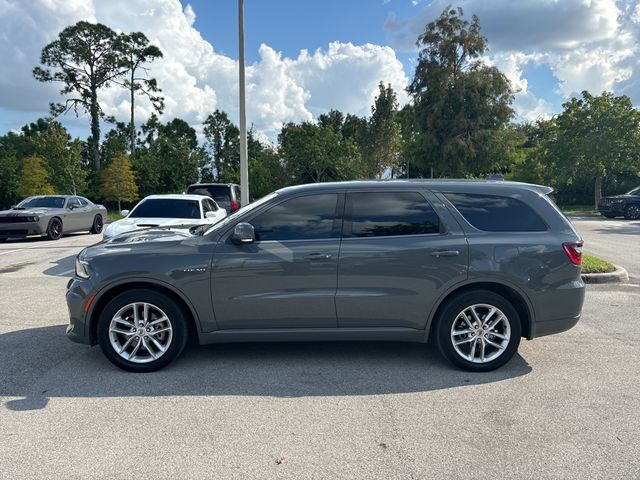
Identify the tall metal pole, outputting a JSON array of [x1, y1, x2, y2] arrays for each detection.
[[238, 0, 249, 204]]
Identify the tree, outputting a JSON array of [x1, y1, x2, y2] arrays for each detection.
[[366, 82, 401, 178], [31, 120, 87, 194], [408, 7, 514, 177], [547, 91, 640, 207], [99, 153, 139, 211], [33, 21, 125, 170], [18, 156, 54, 197], [279, 121, 363, 183], [203, 110, 240, 182], [116, 32, 164, 160]]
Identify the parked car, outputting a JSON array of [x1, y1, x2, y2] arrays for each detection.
[[186, 183, 241, 213], [597, 186, 640, 219], [0, 195, 106, 241], [67, 180, 585, 373], [103, 194, 226, 239]]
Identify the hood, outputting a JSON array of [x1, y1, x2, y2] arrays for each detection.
[[601, 194, 636, 201], [0, 207, 58, 216], [104, 217, 204, 237], [105, 227, 192, 245]]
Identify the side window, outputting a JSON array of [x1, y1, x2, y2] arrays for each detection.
[[201, 200, 212, 216], [206, 199, 218, 211], [444, 193, 547, 232], [77, 198, 88, 207], [67, 197, 81, 208], [234, 186, 241, 202], [251, 194, 340, 241], [346, 192, 440, 237]]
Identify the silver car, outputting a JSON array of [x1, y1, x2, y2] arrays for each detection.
[[0, 195, 107, 241]]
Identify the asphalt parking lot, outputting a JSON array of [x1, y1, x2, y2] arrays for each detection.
[[1, 218, 639, 479]]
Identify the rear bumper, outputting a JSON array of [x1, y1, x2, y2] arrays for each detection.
[[530, 313, 581, 338]]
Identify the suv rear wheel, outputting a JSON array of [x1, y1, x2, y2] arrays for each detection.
[[436, 290, 521, 372], [97, 289, 188, 372]]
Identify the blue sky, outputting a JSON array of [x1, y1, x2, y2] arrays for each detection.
[[0, 0, 636, 139]]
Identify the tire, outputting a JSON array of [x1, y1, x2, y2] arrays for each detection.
[[97, 289, 189, 372], [435, 290, 521, 372], [46, 217, 63, 240], [624, 205, 640, 220], [90, 214, 104, 234], [602, 213, 616, 219]]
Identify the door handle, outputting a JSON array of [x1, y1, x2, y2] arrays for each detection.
[[305, 253, 333, 260], [431, 250, 460, 258]]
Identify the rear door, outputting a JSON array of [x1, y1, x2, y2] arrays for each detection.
[[336, 190, 468, 330]]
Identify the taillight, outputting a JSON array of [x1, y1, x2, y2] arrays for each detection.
[[230, 200, 240, 212], [563, 241, 583, 265]]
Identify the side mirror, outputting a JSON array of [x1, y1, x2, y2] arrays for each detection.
[[120, 210, 130, 217], [205, 211, 217, 219], [231, 222, 255, 244], [68, 204, 76, 210]]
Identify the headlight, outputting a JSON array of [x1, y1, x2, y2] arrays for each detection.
[[611, 199, 624, 203], [75, 257, 91, 279], [26, 216, 39, 222]]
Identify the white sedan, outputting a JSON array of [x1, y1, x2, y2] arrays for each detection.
[[103, 194, 227, 239]]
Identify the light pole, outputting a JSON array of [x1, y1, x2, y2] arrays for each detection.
[[238, 0, 249, 205]]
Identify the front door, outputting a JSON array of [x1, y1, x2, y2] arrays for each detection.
[[336, 190, 468, 330], [211, 192, 344, 330]]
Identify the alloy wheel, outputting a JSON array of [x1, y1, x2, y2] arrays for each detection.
[[450, 303, 511, 364], [108, 302, 173, 364]]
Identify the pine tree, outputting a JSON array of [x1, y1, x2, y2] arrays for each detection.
[[99, 153, 139, 211]]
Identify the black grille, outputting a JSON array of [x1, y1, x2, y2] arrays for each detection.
[[0, 217, 31, 223]]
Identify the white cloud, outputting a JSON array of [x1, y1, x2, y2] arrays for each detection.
[[385, 0, 640, 120], [0, 0, 409, 140]]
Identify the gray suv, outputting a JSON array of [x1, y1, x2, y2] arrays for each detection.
[[66, 181, 585, 372]]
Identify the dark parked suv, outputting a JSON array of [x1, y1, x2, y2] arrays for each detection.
[[66, 180, 585, 372], [597, 186, 640, 219], [186, 183, 241, 213]]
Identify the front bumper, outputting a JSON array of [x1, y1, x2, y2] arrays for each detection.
[[66, 277, 95, 345], [0, 221, 45, 238], [597, 203, 625, 216]]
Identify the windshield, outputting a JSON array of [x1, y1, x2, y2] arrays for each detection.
[[203, 192, 278, 235], [627, 186, 640, 196], [16, 197, 66, 209], [129, 199, 202, 219]]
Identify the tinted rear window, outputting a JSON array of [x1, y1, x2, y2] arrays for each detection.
[[347, 192, 440, 237], [130, 199, 201, 219], [187, 185, 231, 203], [444, 193, 547, 232]]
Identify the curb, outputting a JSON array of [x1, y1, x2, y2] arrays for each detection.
[[582, 265, 629, 284]]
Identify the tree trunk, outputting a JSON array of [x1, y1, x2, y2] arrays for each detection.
[[118, 198, 121, 213], [130, 68, 135, 161], [90, 87, 101, 170], [594, 174, 602, 210]]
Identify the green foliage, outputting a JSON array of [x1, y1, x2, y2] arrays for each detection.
[[19, 156, 54, 197], [408, 6, 514, 177], [582, 254, 615, 274], [279, 120, 363, 184], [547, 91, 640, 207], [30, 120, 87, 194], [203, 110, 240, 182], [365, 82, 401, 178], [33, 21, 125, 170], [99, 153, 139, 210]]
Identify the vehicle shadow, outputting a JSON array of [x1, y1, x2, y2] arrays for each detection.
[[0, 325, 532, 411], [42, 254, 76, 277]]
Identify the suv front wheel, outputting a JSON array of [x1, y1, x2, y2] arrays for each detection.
[[436, 290, 521, 372], [97, 289, 188, 372]]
